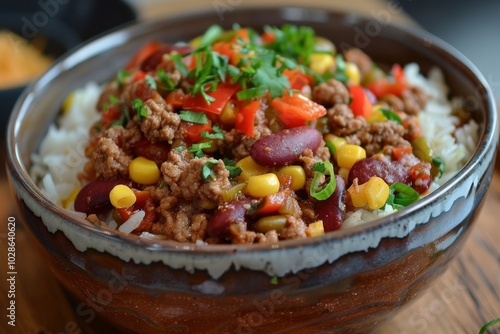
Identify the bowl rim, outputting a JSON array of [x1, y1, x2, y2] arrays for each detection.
[[6, 5, 499, 254]]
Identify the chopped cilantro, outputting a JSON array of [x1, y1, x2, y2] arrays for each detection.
[[201, 125, 225, 140], [179, 110, 209, 124], [132, 98, 148, 121], [202, 158, 218, 181], [380, 108, 402, 124], [157, 69, 175, 90], [145, 75, 157, 90], [116, 69, 131, 88], [222, 158, 242, 178], [188, 142, 212, 158], [432, 157, 445, 178], [270, 276, 278, 285]]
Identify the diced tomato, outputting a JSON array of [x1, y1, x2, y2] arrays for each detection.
[[166, 89, 187, 109], [283, 68, 312, 91], [183, 83, 238, 115], [367, 64, 407, 98], [101, 104, 122, 128], [212, 41, 235, 63], [184, 123, 213, 144], [132, 71, 146, 82], [117, 190, 155, 234], [231, 28, 250, 43], [409, 162, 432, 194], [235, 100, 261, 137], [257, 190, 290, 215], [391, 146, 413, 161], [261, 31, 276, 44], [271, 92, 327, 128], [349, 85, 373, 118], [125, 41, 164, 71], [132, 138, 171, 164]]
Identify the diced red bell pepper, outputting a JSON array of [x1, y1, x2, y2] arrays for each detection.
[[125, 41, 164, 71], [101, 104, 122, 128], [184, 123, 213, 144], [235, 100, 261, 137], [283, 68, 312, 91], [166, 89, 187, 109], [183, 83, 238, 115], [257, 190, 290, 215], [391, 146, 413, 161], [349, 85, 373, 118], [367, 64, 407, 98], [271, 92, 327, 128]]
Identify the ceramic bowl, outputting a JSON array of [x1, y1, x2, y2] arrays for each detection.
[[6, 7, 498, 334]]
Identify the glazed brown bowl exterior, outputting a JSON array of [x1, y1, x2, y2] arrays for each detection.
[[6, 7, 498, 334]]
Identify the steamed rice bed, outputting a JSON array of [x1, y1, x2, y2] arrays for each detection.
[[31, 25, 478, 245]]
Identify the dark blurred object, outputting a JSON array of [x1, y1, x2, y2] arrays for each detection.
[[0, 0, 136, 135], [400, 0, 500, 97]]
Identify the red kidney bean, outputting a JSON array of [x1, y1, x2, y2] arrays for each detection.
[[132, 139, 171, 164], [74, 178, 133, 215], [207, 200, 248, 238], [250, 126, 323, 167], [315, 175, 346, 232], [348, 157, 410, 186]]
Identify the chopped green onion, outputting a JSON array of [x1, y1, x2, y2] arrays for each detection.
[[389, 182, 419, 207], [179, 110, 208, 124], [432, 157, 445, 178], [380, 108, 402, 124], [325, 140, 336, 155], [132, 98, 148, 121], [310, 161, 336, 200]]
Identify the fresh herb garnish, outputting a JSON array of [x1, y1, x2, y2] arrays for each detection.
[[179, 110, 209, 124], [110, 105, 130, 128], [198, 25, 224, 49], [116, 69, 131, 88], [132, 98, 148, 121], [188, 142, 212, 158], [325, 140, 336, 155], [109, 95, 120, 104], [222, 158, 242, 178], [380, 108, 402, 124], [270, 276, 278, 285], [156, 69, 176, 90], [332, 54, 348, 83], [159, 181, 167, 189], [202, 158, 218, 181], [432, 157, 445, 178], [145, 75, 157, 90], [201, 125, 225, 140], [310, 161, 336, 200]]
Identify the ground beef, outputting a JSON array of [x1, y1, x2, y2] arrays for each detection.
[[312, 79, 350, 108], [279, 215, 307, 240], [152, 210, 208, 243], [343, 48, 374, 78], [140, 99, 181, 144], [196, 159, 230, 206], [359, 121, 410, 156], [381, 94, 405, 113], [328, 103, 368, 137], [92, 137, 132, 178], [402, 86, 429, 115]]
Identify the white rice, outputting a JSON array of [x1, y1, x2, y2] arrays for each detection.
[[30, 64, 479, 229]]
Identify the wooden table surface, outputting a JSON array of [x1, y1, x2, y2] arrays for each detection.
[[1, 1, 499, 333]]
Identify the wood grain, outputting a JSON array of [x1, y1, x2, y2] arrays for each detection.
[[0, 1, 498, 333]]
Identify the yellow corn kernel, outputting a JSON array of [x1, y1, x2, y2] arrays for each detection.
[[109, 185, 137, 209], [345, 62, 361, 86], [62, 91, 75, 114], [129, 156, 161, 185], [246, 173, 280, 197], [255, 215, 287, 233], [324, 134, 347, 156], [366, 104, 387, 124], [309, 53, 335, 75], [219, 100, 239, 126], [364, 176, 390, 210], [62, 186, 80, 208], [236, 156, 269, 181], [336, 144, 366, 169], [276, 166, 306, 191], [189, 36, 202, 48], [306, 220, 325, 237], [348, 181, 367, 207], [338, 167, 350, 182]]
